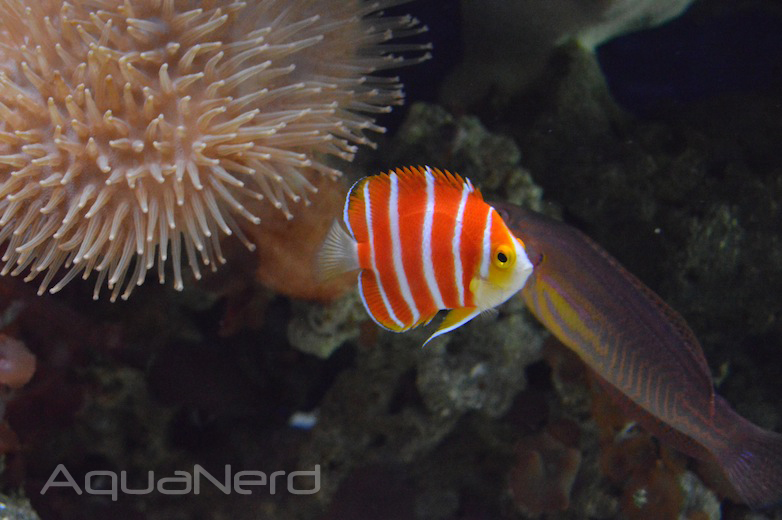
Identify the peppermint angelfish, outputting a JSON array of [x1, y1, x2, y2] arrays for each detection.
[[319, 166, 534, 345]]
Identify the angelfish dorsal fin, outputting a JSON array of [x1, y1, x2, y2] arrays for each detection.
[[422, 307, 480, 347]]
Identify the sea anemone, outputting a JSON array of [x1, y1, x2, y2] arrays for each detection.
[[0, 0, 429, 300]]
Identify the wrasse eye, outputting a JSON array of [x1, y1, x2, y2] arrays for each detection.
[[493, 244, 515, 269]]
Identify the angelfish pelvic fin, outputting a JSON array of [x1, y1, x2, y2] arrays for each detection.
[[422, 307, 480, 347]]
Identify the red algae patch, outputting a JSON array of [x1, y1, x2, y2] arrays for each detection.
[[509, 428, 582, 515], [0, 334, 35, 389]]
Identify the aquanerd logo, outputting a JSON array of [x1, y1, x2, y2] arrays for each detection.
[[40, 464, 321, 501]]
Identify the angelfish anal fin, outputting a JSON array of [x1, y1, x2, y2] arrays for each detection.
[[422, 307, 480, 347]]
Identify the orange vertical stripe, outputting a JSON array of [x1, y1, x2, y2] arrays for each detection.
[[430, 182, 462, 308], [489, 208, 509, 247], [358, 270, 395, 330], [367, 175, 414, 327], [458, 195, 489, 307], [396, 181, 438, 324]]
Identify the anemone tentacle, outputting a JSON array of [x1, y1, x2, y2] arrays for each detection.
[[0, 0, 430, 300]]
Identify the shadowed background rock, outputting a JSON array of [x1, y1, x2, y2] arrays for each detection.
[[441, 0, 694, 107], [0, 0, 429, 301]]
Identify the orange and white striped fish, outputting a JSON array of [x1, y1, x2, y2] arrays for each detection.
[[319, 166, 534, 345]]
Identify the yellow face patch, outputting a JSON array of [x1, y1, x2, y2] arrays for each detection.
[[485, 237, 526, 292]]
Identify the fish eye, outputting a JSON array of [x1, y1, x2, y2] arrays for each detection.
[[493, 244, 515, 269]]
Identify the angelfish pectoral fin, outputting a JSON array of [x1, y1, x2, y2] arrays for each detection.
[[422, 307, 480, 347]]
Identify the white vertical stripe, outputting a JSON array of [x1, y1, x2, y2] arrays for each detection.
[[480, 207, 493, 278], [364, 181, 404, 328], [389, 173, 420, 323], [451, 184, 470, 306], [422, 167, 445, 309], [343, 177, 364, 238]]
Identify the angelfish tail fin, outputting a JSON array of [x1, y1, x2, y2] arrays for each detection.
[[317, 219, 359, 281]]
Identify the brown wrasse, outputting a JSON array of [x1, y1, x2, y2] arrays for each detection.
[[494, 202, 782, 509]]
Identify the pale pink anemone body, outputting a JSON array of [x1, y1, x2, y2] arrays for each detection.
[[0, 0, 428, 300]]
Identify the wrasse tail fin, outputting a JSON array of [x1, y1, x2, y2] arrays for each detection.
[[716, 397, 782, 509], [592, 374, 782, 509], [423, 307, 480, 347], [317, 219, 359, 280]]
